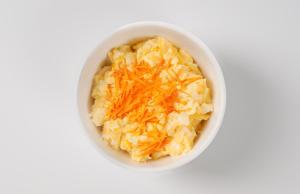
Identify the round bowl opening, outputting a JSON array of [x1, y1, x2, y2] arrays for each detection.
[[77, 22, 226, 172]]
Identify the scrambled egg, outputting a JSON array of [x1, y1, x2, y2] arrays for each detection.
[[90, 37, 213, 162]]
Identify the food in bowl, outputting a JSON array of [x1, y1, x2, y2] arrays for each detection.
[[90, 36, 213, 162]]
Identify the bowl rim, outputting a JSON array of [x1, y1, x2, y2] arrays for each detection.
[[77, 21, 226, 172]]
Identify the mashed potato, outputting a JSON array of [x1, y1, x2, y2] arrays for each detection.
[[90, 37, 213, 162]]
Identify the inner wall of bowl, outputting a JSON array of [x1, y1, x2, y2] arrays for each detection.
[[78, 23, 224, 170]]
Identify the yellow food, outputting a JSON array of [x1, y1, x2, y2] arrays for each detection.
[[90, 37, 213, 162]]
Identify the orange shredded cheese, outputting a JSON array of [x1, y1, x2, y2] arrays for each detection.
[[106, 58, 201, 156]]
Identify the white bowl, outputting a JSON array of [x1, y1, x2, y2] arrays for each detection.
[[77, 22, 226, 172]]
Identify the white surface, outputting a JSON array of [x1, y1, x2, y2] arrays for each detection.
[[77, 22, 226, 172], [0, 0, 299, 193]]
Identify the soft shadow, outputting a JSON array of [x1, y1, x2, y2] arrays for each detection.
[[158, 52, 276, 180]]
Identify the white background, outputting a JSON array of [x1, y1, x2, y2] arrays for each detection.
[[1, 0, 299, 193]]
